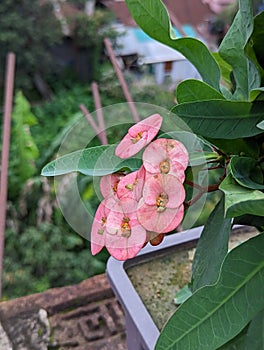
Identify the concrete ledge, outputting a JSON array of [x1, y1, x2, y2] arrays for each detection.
[[0, 274, 126, 350]]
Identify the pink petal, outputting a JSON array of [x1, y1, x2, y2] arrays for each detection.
[[117, 166, 145, 201], [137, 199, 184, 233], [115, 133, 148, 159], [91, 201, 110, 255], [129, 114, 162, 143], [106, 224, 146, 260], [142, 174, 185, 208], [106, 198, 138, 235], [142, 138, 188, 180], [100, 173, 124, 198], [105, 198, 147, 260], [115, 114, 163, 159]]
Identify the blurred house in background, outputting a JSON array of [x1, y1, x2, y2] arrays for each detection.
[[202, 0, 236, 14], [101, 0, 220, 84]]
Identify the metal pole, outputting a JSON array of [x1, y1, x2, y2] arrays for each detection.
[[104, 38, 140, 123], [0, 53, 16, 299]]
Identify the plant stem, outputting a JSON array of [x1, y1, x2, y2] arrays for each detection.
[[184, 181, 220, 208]]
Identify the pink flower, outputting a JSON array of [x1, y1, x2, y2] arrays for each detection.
[[115, 114, 163, 159], [142, 138, 188, 182], [100, 172, 125, 198], [117, 166, 145, 201], [91, 200, 110, 255], [137, 174, 185, 233], [105, 198, 147, 260]]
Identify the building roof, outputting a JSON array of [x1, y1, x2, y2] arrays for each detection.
[[102, 0, 137, 26], [102, 0, 214, 30]]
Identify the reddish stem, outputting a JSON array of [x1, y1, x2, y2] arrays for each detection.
[[184, 182, 220, 208]]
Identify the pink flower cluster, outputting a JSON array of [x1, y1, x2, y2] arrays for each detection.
[[91, 114, 188, 260]]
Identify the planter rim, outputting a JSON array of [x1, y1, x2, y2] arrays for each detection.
[[106, 226, 204, 349]]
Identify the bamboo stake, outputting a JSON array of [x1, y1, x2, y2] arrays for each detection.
[[79, 103, 106, 145], [0, 53, 16, 299], [104, 38, 140, 123], [91, 82, 108, 144]]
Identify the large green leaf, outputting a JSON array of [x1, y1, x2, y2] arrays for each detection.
[[125, 0, 220, 90], [234, 214, 264, 229], [155, 233, 264, 350], [207, 137, 259, 158], [176, 79, 225, 104], [250, 11, 264, 83], [229, 156, 264, 190], [218, 309, 264, 350], [172, 100, 264, 139], [219, 0, 260, 99], [243, 309, 264, 350], [219, 174, 264, 218], [191, 196, 232, 292], [216, 324, 249, 350], [41, 145, 142, 177]]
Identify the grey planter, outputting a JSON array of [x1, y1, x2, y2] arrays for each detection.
[[106, 226, 204, 350]]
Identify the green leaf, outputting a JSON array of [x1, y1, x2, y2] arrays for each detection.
[[191, 196, 232, 292], [176, 79, 225, 104], [212, 52, 232, 93], [41, 145, 142, 177], [172, 100, 264, 139], [155, 233, 264, 350], [243, 309, 264, 350], [219, 174, 264, 218], [234, 214, 264, 229], [257, 120, 264, 130], [219, 0, 260, 100], [207, 137, 259, 158], [250, 11, 264, 82], [229, 156, 264, 190], [250, 88, 264, 102], [125, 0, 221, 90], [174, 285, 192, 305], [216, 324, 249, 350], [218, 309, 264, 349]]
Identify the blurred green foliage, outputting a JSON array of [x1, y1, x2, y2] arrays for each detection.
[[0, 0, 61, 96], [3, 222, 108, 300], [8, 91, 39, 199]]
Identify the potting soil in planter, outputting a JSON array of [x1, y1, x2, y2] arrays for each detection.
[[126, 226, 259, 331]]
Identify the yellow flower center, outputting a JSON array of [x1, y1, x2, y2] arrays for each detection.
[[131, 131, 143, 144], [98, 216, 107, 235], [121, 217, 131, 237], [112, 181, 119, 192], [125, 179, 138, 191], [156, 192, 169, 212], [159, 159, 170, 174]]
